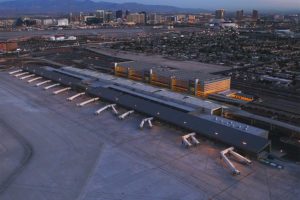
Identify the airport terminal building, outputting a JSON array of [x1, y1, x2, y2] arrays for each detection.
[[23, 65, 270, 156]]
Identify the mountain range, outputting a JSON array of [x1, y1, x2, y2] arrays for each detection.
[[0, 0, 207, 16]]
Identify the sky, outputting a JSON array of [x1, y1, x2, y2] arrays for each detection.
[[0, 0, 299, 10], [100, 0, 300, 10]]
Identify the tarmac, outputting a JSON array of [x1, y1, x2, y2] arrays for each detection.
[[0, 70, 299, 200]]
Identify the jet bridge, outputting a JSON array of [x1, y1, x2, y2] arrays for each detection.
[[220, 147, 252, 175], [119, 110, 134, 120], [53, 87, 71, 95], [77, 97, 99, 107], [20, 74, 35, 80], [14, 72, 29, 77], [9, 69, 22, 75], [36, 80, 51, 87], [139, 117, 154, 129], [44, 83, 60, 90], [67, 92, 85, 101], [28, 77, 42, 83], [95, 104, 118, 115], [182, 133, 200, 148]]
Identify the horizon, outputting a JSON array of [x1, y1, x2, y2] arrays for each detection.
[[0, 0, 299, 11]]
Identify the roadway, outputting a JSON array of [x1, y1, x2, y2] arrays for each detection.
[[0, 27, 146, 40]]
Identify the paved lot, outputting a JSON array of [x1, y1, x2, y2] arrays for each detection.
[[0, 71, 299, 200], [88, 47, 231, 73]]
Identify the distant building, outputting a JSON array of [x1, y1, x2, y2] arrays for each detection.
[[139, 11, 147, 24], [125, 10, 130, 19], [252, 10, 259, 21], [215, 9, 225, 19], [0, 19, 15, 28], [175, 14, 186, 23], [48, 35, 77, 41], [84, 15, 99, 24], [0, 41, 18, 53], [198, 13, 213, 24], [188, 15, 197, 24], [116, 10, 123, 19], [34, 19, 42, 26], [105, 11, 113, 22], [57, 18, 69, 26], [236, 10, 244, 21], [126, 13, 145, 24], [69, 13, 73, 23], [96, 10, 105, 20], [165, 16, 176, 23], [221, 22, 238, 29], [273, 14, 284, 21], [43, 19, 55, 26], [79, 12, 85, 23], [149, 13, 158, 24], [149, 14, 163, 24]]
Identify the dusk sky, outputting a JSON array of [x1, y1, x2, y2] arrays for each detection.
[[98, 0, 299, 10], [0, 0, 299, 10]]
